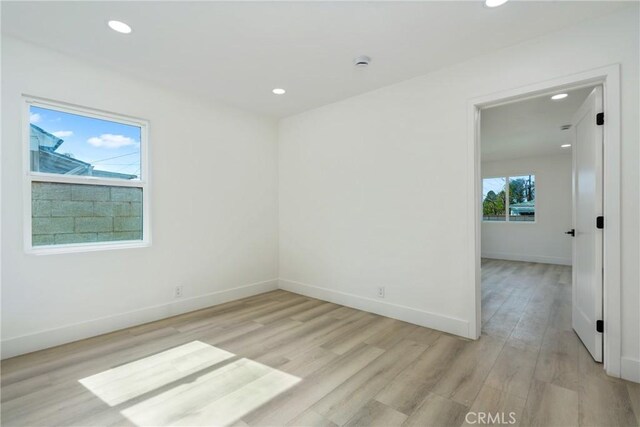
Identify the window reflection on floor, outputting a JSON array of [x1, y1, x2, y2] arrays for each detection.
[[79, 340, 301, 426]]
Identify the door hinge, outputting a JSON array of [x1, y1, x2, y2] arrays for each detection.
[[596, 112, 604, 125], [596, 216, 604, 229], [596, 320, 604, 333]]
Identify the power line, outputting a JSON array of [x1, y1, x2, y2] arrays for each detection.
[[88, 151, 140, 164], [94, 162, 139, 166]]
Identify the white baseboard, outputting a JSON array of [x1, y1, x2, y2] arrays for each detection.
[[621, 357, 640, 383], [4, 272, 631, 383], [482, 252, 571, 266], [1, 279, 278, 360], [279, 278, 470, 338]]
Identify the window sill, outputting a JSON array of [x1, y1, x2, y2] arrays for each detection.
[[26, 240, 150, 255]]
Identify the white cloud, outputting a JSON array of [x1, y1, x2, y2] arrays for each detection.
[[30, 113, 42, 123], [52, 130, 74, 138], [87, 134, 138, 149]]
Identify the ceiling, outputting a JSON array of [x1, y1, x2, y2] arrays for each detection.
[[481, 86, 595, 161], [1, 1, 630, 118]]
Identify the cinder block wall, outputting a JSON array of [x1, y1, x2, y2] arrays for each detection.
[[31, 182, 142, 245]]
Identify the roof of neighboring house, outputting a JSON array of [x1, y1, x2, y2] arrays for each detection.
[[510, 200, 535, 213], [30, 124, 64, 152], [31, 124, 137, 180], [510, 201, 535, 207]]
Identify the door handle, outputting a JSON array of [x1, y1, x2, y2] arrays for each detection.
[[565, 229, 575, 237]]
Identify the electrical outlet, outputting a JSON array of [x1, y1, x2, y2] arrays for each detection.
[[175, 285, 183, 298], [377, 287, 385, 298]]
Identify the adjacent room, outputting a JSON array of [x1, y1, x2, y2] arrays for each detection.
[[479, 86, 609, 390], [1, 2, 638, 427]]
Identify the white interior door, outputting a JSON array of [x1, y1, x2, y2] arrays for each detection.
[[571, 86, 604, 362]]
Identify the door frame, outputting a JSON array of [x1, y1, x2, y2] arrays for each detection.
[[467, 64, 621, 377]]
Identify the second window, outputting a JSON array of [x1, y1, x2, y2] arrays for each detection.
[[483, 174, 536, 222]]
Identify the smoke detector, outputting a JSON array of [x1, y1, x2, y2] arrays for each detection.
[[560, 124, 572, 131], [354, 56, 371, 68]]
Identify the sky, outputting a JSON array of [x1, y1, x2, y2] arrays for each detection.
[[30, 106, 141, 177], [482, 177, 506, 199]]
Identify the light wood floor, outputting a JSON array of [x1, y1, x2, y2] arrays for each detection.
[[1, 259, 638, 426]]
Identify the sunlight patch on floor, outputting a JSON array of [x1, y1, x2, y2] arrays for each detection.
[[79, 340, 301, 426], [79, 340, 235, 406], [121, 359, 300, 426]]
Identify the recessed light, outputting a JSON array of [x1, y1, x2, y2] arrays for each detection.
[[485, 0, 509, 8], [272, 88, 286, 95], [551, 93, 568, 100], [561, 144, 572, 148], [108, 20, 132, 34]]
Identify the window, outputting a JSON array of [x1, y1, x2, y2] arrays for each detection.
[[507, 175, 536, 222], [482, 177, 507, 221], [25, 98, 149, 253], [482, 174, 535, 222]]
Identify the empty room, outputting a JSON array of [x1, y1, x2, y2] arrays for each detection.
[[1, 1, 638, 427]]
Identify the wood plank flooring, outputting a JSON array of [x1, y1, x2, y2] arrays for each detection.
[[1, 259, 638, 426]]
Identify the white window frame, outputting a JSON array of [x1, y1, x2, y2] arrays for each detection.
[[481, 174, 536, 224], [23, 96, 151, 255]]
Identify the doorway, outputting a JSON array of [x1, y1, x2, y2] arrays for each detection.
[[468, 65, 622, 377], [480, 84, 601, 359]]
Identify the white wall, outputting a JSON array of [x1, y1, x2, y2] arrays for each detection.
[[1, 37, 279, 358], [2, 8, 638, 381], [481, 154, 572, 266], [278, 9, 639, 380]]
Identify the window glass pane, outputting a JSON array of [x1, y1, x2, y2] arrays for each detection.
[[30, 106, 141, 180], [508, 175, 536, 222], [32, 182, 142, 246], [483, 177, 506, 221]]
